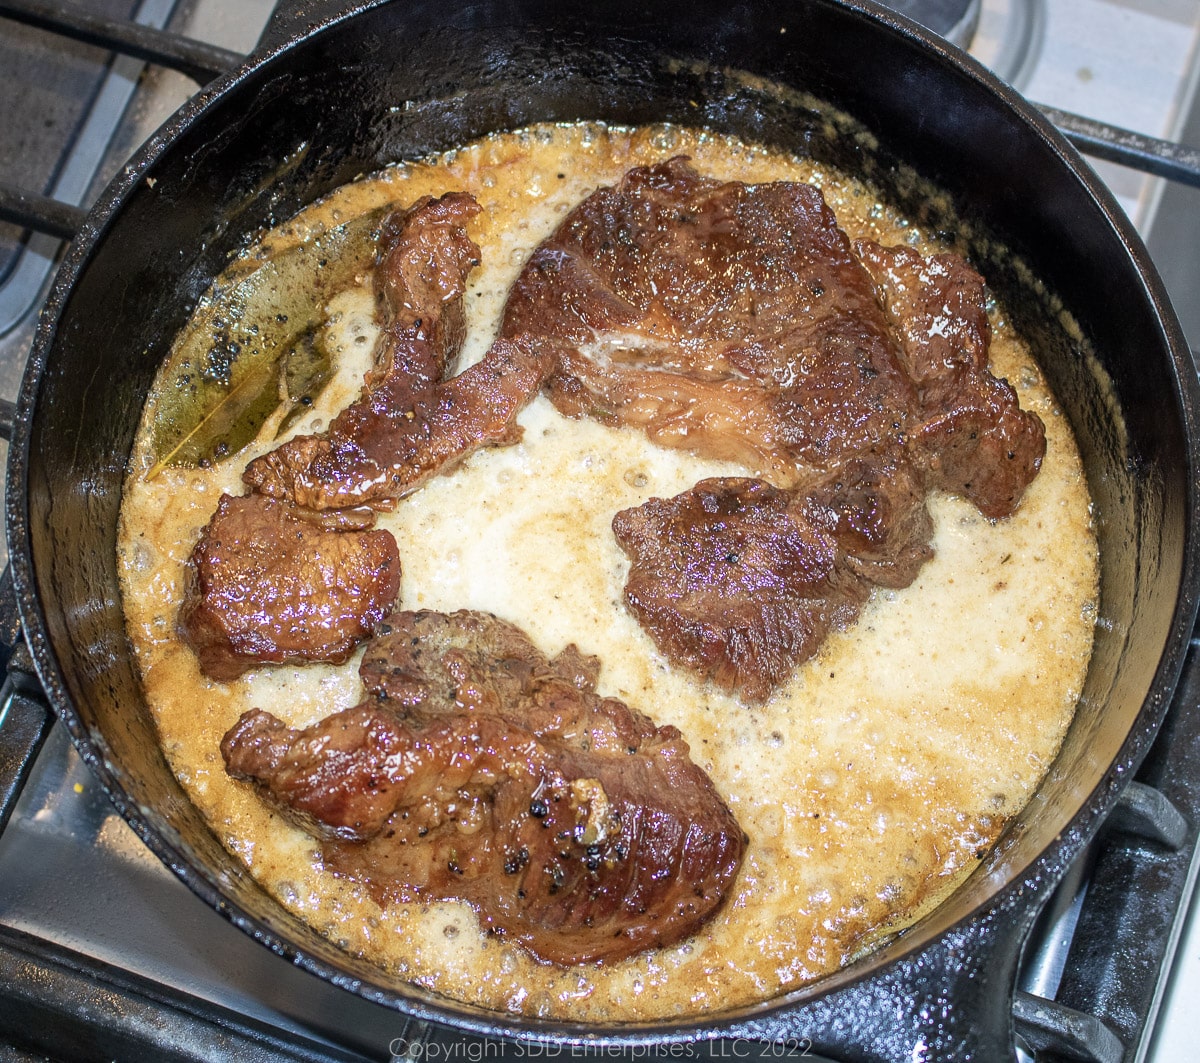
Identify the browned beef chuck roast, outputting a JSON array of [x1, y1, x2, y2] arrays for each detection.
[[244, 335, 553, 511], [244, 191, 554, 511], [500, 158, 1044, 698], [612, 466, 932, 701], [500, 156, 917, 475], [220, 609, 746, 965], [802, 450, 936, 589], [853, 239, 1045, 518], [178, 493, 401, 682]]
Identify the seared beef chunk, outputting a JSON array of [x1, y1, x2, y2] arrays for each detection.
[[613, 470, 932, 701], [221, 609, 746, 965], [613, 479, 849, 702], [853, 240, 1045, 518], [501, 156, 1042, 501], [244, 192, 553, 510], [179, 493, 401, 682], [373, 191, 481, 382], [500, 157, 916, 475], [802, 451, 934, 589], [243, 336, 553, 511], [851, 241, 992, 385], [501, 158, 1044, 698]]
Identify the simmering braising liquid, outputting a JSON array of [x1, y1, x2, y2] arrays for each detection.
[[118, 123, 1097, 1020]]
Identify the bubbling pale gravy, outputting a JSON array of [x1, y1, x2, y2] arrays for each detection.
[[117, 123, 1097, 1020]]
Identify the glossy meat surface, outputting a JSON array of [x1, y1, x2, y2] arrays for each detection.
[[184, 194, 554, 679], [244, 192, 553, 510], [854, 239, 1045, 518], [221, 609, 746, 964], [244, 335, 553, 511], [613, 468, 932, 701], [500, 157, 915, 476], [178, 493, 401, 681]]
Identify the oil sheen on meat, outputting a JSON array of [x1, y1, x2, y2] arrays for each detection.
[[117, 123, 1098, 1021]]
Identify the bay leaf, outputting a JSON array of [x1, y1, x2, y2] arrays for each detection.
[[277, 330, 336, 438], [145, 206, 386, 477]]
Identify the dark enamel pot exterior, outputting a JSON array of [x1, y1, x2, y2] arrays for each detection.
[[7, 1, 1199, 1059]]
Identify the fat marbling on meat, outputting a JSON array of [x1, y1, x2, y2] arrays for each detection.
[[221, 609, 746, 965], [499, 156, 920, 475], [500, 157, 1045, 700]]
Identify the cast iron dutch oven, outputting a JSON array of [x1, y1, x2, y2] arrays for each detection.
[[6, 0, 1199, 1058]]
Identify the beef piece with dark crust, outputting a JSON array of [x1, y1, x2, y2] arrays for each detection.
[[801, 451, 935, 589], [373, 191, 482, 383], [853, 239, 1045, 518], [612, 478, 850, 702], [612, 469, 932, 701], [243, 191, 554, 511], [500, 156, 917, 476], [501, 157, 1043, 512], [184, 193, 553, 679], [243, 334, 554, 511], [179, 493, 401, 682], [221, 609, 746, 965]]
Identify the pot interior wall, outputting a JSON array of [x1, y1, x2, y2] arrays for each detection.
[[15, 0, 1193, 1029]]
